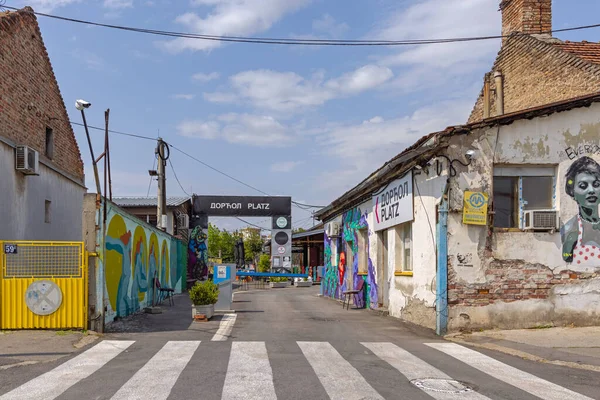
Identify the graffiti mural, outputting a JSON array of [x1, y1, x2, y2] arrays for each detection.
[[100, 201, 185, 324], [322, 206, 378, 308], [562, 156, 600, 268], [188, 225, 209, 281]]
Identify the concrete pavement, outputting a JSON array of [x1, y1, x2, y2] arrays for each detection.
[[448, 326, 600, 372], [0, 286, 599, 399]]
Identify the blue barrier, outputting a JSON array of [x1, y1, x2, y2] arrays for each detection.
[[235, 272, 309, 278]]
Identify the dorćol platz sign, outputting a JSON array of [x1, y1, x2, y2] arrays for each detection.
[[193, 195, 292, 217], [372, 171, 413, 231]]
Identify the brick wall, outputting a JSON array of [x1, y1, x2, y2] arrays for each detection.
[[468, 34, 600, 123], [501, 0, 552, 39], [448, 259, 598, 307], [0, 8, 84, 181]]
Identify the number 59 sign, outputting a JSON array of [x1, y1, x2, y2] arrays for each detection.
[[4, 244, 17, 254]]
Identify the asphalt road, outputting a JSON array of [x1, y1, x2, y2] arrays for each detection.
[[1, 285, 599, 400]]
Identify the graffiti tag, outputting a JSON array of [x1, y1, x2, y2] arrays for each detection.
[[564, 144, 600, 160]]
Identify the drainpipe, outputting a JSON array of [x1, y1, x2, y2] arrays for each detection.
[[494, 71, 504, 116], [436, 188, 449, 336]]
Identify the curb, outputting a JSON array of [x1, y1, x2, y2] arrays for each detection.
[[446, 336, 600, 373]]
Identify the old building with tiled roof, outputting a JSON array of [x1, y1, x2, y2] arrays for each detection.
[[0, 7, 86, 240], [469, 0, 600, 123]]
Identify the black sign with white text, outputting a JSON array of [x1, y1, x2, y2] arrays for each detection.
[[193, 195, 292, 217]]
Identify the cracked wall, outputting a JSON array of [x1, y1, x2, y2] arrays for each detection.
[[444, 102, 600, 331]]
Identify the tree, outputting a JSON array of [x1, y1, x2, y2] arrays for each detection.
[[207, 223, 236, 263], [258, 254, 271, 272], [293, 227, 306, 234], [243, 229, 263, 263]]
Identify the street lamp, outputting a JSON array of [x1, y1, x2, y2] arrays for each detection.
[[76, 99, 102, 195]]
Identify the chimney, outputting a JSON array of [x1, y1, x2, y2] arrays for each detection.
[[500, 0, 552, 41]]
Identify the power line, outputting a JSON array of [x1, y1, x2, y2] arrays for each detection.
[[70, 121, 157, 141], [170, 144, 270, 196], [5, 5, 600, 47], [70, 117, 323, 211], [168, 158, 191, 197], [235, 217, 270, 231], [146, 156, 156, 197]]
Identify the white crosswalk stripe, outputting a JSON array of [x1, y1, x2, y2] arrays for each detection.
[[212, 313, 237, 341], [0, 340, 134, 400], [298, 341, 384, 400], [0, 339, 594, 400], [426, 342, 594, 400], [362, 342, 491, 400], [221, 341, 277, 400], [111, 341, 200, 400]]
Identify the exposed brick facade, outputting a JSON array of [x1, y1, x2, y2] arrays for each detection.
[[0, 8, 84, 181], [468, 34, 600, 123], [500, 0, 552, 38], [449, 260, 598, 307]]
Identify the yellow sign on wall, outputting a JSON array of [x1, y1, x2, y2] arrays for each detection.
[[463, 191, 488, 225]]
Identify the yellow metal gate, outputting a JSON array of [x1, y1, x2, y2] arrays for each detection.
[[0, 241, 88, 329]]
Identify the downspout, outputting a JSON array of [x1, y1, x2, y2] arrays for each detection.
[[436, 183, 449, 336], [494, 71, 504, 116]]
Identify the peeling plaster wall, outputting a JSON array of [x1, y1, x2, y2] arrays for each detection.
[[385, 171, 445, 330], [445, 102, 600, 331]]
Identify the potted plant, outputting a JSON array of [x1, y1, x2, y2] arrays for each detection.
[[189, 280, 219, 319], [269, 276, 290, 288], [296, 276, 312, 287]]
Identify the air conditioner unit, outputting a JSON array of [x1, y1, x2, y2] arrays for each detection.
[[15, 145, 39, 175], [177, 213, 189, 229], [524, 210, 559, 230], [327, 221, 340, 237]]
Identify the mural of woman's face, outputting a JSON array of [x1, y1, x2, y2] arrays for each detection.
[[574, 172, 600, 208]]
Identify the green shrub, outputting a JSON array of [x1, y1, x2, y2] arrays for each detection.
[[270, 276, 288, 283], [258, 254, 271, 272], [189, 280, 219, 305]]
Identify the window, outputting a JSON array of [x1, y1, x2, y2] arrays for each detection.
[[394, 223, 412, 272], [358, 228, 368, 274], [493, 166, 555, 228], [45, 127, 54, 159], [45, 200, 51, 223]]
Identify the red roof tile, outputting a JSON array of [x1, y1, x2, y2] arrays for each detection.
[[554, 41, 600, 64]]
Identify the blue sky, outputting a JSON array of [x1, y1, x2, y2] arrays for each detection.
[[14, 0, 600, 231]]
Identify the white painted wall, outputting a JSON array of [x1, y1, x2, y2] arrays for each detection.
[[0, 141, 85, 241]]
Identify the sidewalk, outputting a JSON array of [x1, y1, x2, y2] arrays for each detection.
[[447, 326, 600, 372], [0, 330, 99, 370]]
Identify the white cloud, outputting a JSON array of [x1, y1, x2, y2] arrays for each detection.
[[177, 113, 293, 147], [24, 0, 80, 12], [270, 161, 303, 173], [326, 65, 394, 94], [160, 0, 311, 53], [372, 0, 499, 93], [103, 0, 133, 9], [312, 14, 349, 38], [71, 49, 109, 71], [315, 100, 474, 199], [204, 65, 393, 113], [192, 72, 220, 82], [172, 94, 196, 100]]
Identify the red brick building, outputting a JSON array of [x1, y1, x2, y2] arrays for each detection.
[[469, 0, 600, 122], [0, 7, 85, 240]]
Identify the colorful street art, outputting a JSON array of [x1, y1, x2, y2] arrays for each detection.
[[322, 207, 378, 308], [188, 225, 209, 281], [561, 156, 600, 268], [100, 201, 185, 324]]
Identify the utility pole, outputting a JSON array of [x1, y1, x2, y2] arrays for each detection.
[[156, 138, 169, 231]]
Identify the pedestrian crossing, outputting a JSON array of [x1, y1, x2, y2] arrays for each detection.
[[0, 340, 595, 400]]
